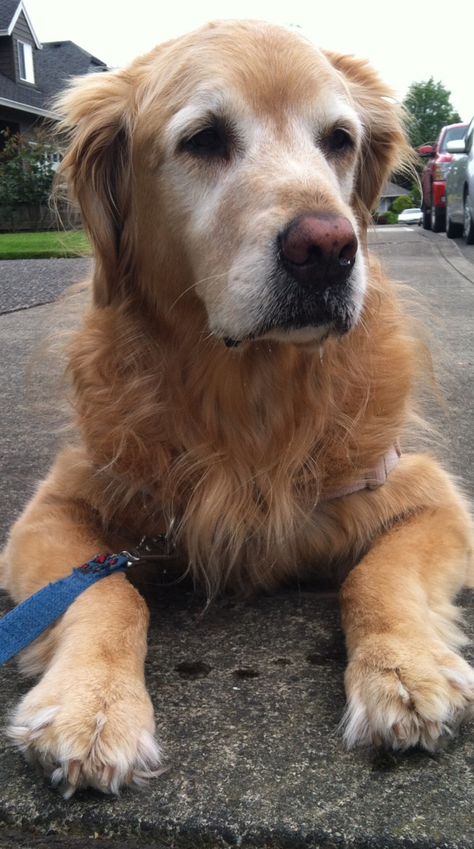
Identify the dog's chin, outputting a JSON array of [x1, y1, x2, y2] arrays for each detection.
[[219, 279, 362, 349]]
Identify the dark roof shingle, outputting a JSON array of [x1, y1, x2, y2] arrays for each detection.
[[35, 41, 108, 98], [0, 70, 55, 115], [0, 0, 20, 31], [0, 37, 108, 116]]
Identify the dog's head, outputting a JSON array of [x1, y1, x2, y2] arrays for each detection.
[[57, 21, 411, 346]]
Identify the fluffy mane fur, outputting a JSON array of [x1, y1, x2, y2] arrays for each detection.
[[63, 262, 421, 594]]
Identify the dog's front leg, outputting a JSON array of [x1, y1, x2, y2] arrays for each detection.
[[340, 503, 474, 751], [2, 457, 161, 797]]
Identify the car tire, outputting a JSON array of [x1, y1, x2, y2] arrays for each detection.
[[463, 193, 474, 245], [422, 208, 431, 230], [431, 202, 445, 233], [446, 205, 462, 239]]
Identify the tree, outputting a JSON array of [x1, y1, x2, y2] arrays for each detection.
[[403, 78, 461, 149], [0, 129, 56, 229]]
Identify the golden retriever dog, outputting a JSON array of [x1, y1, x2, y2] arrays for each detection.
[[2, 20, 474, 798]]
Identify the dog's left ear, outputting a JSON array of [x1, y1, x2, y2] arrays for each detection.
[[325, 52, 413, 220], [54, 70, 134, 306]]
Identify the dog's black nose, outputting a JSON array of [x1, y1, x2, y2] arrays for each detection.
[[279, 213, 358, 287]]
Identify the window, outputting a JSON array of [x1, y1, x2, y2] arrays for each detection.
[[440, 125, 466, 152], [18, 41, 35, 84]]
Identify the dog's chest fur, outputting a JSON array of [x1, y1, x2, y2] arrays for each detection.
[[68, 271, 415, 590]]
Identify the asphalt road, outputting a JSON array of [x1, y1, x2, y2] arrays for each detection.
[[0, 231, 474, 847], [0, 256, 91, 315]]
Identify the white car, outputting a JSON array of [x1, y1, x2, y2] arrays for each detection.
[[446, 116, 474, 244], [397, 208, 423, 225]]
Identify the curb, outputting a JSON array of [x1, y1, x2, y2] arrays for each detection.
[[418, 230, 474, 285]]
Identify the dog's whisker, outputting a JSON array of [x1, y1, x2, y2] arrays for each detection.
[[167, 273, 228, 314]]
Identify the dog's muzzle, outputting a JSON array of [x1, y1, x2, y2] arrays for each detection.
[[256, 212, 360, 338], [221, 214, 361, 348]]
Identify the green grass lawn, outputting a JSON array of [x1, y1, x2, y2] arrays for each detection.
[[0, 230, 92, 259]]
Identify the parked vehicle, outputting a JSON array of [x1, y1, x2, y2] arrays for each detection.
[[397, 207, 422, 225], [445, 116, 474, 244], [418, 122, 468, 232]]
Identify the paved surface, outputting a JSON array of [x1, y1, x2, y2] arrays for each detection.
[[0, 257, 91, 315], [0, 231, 474, 847], [421, 226, 474, 265], [370, 226, 474, 484]]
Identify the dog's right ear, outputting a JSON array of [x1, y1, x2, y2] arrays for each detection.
[[55, 71, 134, 306], [325, 51, 413, 225]]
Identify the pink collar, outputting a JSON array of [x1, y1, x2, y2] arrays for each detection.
[[326, 444, 401, 500]]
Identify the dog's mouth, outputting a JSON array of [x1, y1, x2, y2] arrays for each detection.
[[221, 286, 358, 349], [223, 325, 333, 349]]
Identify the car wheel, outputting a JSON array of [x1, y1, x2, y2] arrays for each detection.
[[463, 194, 474, 245], [431, 203, 445, 233], [446, 204, 462, 239], [422, 208, 431, 230]]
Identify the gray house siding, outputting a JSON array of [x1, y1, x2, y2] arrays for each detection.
[[11, 9, 31, 41]]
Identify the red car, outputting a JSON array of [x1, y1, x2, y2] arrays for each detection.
[[419, 122, 467, 231]]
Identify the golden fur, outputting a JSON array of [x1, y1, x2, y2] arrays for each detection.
[[2, 20, 473, 797]]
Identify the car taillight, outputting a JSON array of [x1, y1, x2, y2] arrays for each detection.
[[433, 162, 451, 180]]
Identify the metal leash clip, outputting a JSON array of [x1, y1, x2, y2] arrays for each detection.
[[121, 517, 177, 565]]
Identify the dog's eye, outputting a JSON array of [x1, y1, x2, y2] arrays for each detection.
[[180, 121, 232, 161], [324, 128, 354, 155]]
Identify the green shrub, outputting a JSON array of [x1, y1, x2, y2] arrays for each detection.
[[390, 189, 422, 215], [409, 185, 421, 206], [374, 211, 398, 225], [391, 195, 413, 215], [0, 129, 56, 230]]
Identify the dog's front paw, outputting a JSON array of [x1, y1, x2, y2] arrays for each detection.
[[8, 666, 162, 798], [341, 635, 474, 751]]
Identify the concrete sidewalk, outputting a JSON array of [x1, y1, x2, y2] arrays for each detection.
[[1, 230, 474, 848]]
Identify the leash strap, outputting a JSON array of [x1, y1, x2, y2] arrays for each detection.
[[0, 552, 133, 666]]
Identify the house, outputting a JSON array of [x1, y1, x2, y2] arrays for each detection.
[[378, 181, 411, 214], [0, 0, 108, 137]]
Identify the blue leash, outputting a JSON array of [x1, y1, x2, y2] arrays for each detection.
[[0, 552, 136, 666], [0, 533, 176, 666]]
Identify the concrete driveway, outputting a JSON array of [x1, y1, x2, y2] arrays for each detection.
[[0, 231, 473, 848]]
